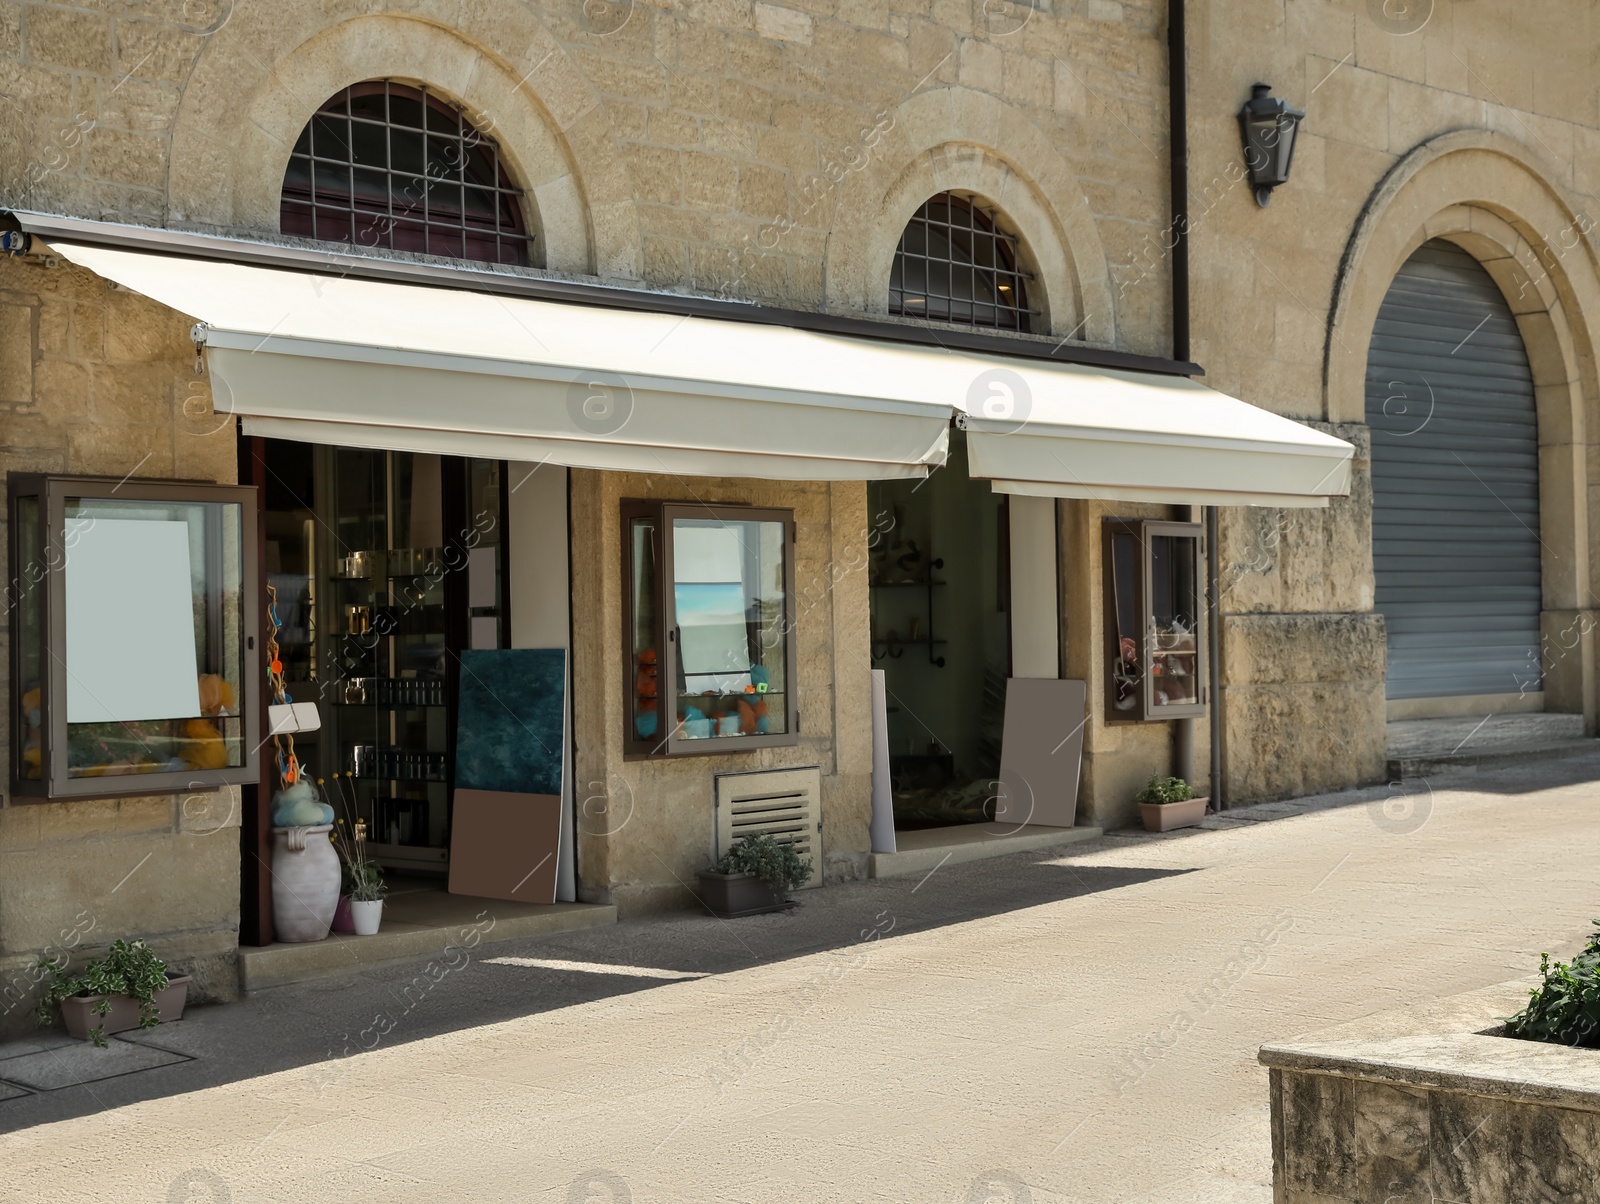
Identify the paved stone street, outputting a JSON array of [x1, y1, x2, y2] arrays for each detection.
[[4, 754, 1599, 1204]]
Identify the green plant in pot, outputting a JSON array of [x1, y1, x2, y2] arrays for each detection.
[[329, 774, 386, 936], [35, 939, 192, 1047], [698, 833, 813, 918], [1503, 924, 1600, 1048], [1136, 774, 1208, 833]]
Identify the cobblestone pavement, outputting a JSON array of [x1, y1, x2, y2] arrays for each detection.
[[4, 753, 1598, 1203]]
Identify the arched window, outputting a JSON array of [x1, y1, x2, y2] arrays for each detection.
[[281, 80, 530, 266], [889, 193, 1032, 333]]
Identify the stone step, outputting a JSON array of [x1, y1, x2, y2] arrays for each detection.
[[1385, 712, 1585, 759], [237, 900, 616, 993], [1387, 740, 1597, 781], [868, 822, 1102, 879]]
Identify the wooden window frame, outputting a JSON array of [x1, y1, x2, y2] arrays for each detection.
[[621, 500, 798, 759], [9, 474, 261, 800], [1101, 518, 1207, 723]]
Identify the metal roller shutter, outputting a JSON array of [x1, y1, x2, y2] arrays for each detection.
[[1367, 239, 1541, 700]]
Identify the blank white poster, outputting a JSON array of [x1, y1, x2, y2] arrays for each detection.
[[65, 517, 202, 724]]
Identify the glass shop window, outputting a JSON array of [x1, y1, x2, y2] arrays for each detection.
[[1102, 519, 1206, 722], [623, 502, 796, 755], [10, 475, 259, 799]]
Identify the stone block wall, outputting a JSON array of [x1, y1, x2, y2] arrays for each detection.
[[1265, 1035, 1600, 1203], [0, 253, 240, 1040], [1216, 422, 1384, 802], [569, 470, 872, 917], [1187, 6, 1600, 798]]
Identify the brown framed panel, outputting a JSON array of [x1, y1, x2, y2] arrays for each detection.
[[1140, 520, 1207, 720], [661, 503, 798, 757], [8, 474, 49, 796], [621, 499, 668, 758], [1102, 518, 1146, 722], [10, 473, 260, 801], [240, 436, 274, 946]]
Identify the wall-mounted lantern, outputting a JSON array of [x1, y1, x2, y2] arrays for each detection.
[[1237, 83, 1304, 207]]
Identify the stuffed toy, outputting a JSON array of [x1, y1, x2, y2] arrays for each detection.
[[1114, 636, 1140, 711], [19, 687, 41, 778], [197, 673, 237, 717], [179, 718, 228, 770]]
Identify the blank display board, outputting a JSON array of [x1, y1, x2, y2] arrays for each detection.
[[995, 678, 1087, 829], [64, 518, 201, 723]]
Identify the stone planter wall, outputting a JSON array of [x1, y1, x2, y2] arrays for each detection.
[[1261, 1033, 1600, 1202]]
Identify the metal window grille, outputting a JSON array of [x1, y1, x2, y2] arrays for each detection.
[[889, 193, 1034, 333], [280, 80, 531, 267]]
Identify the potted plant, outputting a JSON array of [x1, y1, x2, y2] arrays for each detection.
[[1137, 774, 1209, 832], [329, 772, 386, 936], [1503, 926, 1600, 1047], [34, 939, 192, 1047], [697, 833, 813, 918]]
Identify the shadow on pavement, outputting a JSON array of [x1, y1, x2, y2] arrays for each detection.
[[0, 843, 1188, 1133]]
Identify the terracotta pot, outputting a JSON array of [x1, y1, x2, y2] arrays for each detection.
[[270, 824, 340, 943], [1140, 796, 1209, 833], [351, 899, 383, 936], [60, 974, 191, 1042], [696, 870, 793, 918]]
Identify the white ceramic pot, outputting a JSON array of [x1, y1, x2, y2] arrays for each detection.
[[270, 825, 340, 943], [351, 899, 383, 936]]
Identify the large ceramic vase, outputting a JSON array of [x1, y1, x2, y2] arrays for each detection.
[[270, 824, 340, 942]]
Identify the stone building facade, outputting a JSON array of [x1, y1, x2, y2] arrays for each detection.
[[0, 0, 1595, 1029]]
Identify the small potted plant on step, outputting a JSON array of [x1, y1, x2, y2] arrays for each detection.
[[35, 939, 192, 1047], [329, 773, 386, 935], [697, 833, 813, 918], [1137, 774, 1209, 833]]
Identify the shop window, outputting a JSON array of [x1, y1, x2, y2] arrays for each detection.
[[280, 79, 532, 266], [889, 192, 1034, 332], [623, 503, 796, 755], [1103, 519, 1206, 722], [9, 475, 259, 799]]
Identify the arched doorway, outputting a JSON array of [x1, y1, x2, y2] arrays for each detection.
[[1367, 239, 1542, 705]]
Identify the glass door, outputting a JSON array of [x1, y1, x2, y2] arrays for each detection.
[[261, 441, 507, 875]]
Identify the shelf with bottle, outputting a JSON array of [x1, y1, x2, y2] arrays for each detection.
[[334, 676, 447, 708], [349, 743, 447, 782]]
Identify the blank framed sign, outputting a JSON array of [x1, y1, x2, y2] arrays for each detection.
[[64, 517, 201, 724]]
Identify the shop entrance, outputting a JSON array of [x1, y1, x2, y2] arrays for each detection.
[[253, 440, 509, 877], [869, 433, 1013, 829]]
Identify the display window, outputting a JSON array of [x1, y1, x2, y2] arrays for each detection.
[[9, 475, 259, 799], [623, 502, 797, 756], [256, 441, 509, 873], [1102, 518, 1206, 722]]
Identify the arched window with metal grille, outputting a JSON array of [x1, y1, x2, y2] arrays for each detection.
[[889, 193, 1033, 333], [280, 80, 532, 267]]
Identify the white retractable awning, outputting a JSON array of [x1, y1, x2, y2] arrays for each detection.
[[46, 240, 1352, 505], [47, 242, 950, 481], [958, 364, 1353, 507]]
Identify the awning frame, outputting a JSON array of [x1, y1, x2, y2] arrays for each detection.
[[2, 209, 1203, 378]]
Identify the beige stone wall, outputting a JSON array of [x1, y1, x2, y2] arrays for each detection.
[[569, 470, 871, 916], [0, 0, 1173, 352], [0, 253, 239, 1038], [1182, 2, 1600, 800]]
